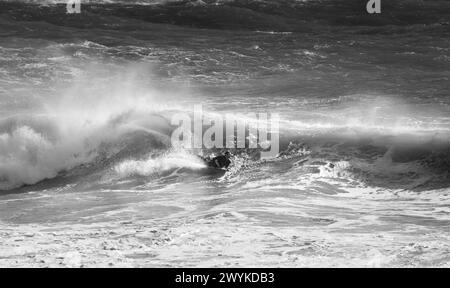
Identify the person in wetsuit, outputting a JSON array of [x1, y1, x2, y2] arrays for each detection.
[[208, 151, 232, 169]]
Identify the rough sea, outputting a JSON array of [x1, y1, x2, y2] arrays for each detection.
[[0, 0, 449, 267]]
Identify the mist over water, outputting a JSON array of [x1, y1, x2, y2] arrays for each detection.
[[0, 0, 449, 267]]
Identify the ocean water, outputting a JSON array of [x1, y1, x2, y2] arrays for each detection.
[[0, 0, 449, 267]]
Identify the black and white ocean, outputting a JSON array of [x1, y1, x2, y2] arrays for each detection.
[[0, 0, 449, 267]]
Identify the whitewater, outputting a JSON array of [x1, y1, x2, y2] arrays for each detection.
[[0, 0, 449, 267]]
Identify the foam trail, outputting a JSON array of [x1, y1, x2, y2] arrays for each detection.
[[0, 64, 179, 190]]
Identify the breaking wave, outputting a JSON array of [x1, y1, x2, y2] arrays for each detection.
[[1, 84, 449, 192], [0, 63, 177, 190]]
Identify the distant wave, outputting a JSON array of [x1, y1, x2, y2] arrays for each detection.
[[1, 0, 449, 32]]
